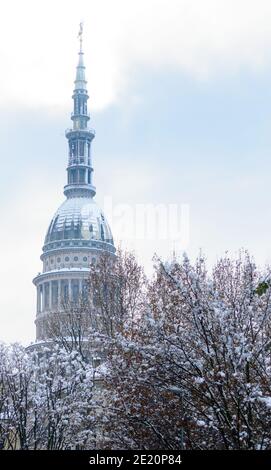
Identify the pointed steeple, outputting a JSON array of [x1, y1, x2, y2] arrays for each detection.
[[74, 23, 87, 91], [64, 24, 96, 199]]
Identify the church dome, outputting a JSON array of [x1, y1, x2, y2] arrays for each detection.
[[43, 196, 114, 253]]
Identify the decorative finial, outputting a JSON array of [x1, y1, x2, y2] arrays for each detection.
[[78, 22, 83, 53]]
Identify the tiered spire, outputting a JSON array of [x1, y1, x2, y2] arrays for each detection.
[[64, 23, 96, 198]]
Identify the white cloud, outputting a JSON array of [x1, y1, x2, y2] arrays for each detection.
[[1, 0, 271, 110]]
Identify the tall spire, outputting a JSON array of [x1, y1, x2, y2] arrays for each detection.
[[79, 21, 83, 53], [64, 24, 96, 199], [75, 22, 87, 91]]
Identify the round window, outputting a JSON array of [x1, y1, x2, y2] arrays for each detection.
[[74, 256, 78, 262], [65, 256, 70, 262], [83, 256, 88, 262]]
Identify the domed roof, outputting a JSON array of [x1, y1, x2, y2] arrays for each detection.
[[44, 197, 114, 250]]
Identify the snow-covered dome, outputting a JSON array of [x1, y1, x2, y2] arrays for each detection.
[[43, 196, 114, 253]]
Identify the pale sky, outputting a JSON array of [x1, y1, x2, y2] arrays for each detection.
[[1, 0, 271, 343]]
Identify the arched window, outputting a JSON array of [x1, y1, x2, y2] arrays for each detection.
[[79, 169, 85, 183], [79, 140, 85, 156]]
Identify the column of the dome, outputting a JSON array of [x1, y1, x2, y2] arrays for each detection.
[[49, 281, 52, 311], [58, 279, 61, 309], [36, 286, 40, 314], [40, 284, 43, 312], [68, 279, 72, 302], [79, 279, 83, 298]]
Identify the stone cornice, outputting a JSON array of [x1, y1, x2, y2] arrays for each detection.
[[33, 267, 90, 285]]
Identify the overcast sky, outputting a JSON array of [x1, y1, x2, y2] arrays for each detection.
[[1, 0, 271, 344]]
